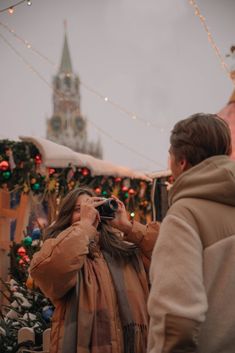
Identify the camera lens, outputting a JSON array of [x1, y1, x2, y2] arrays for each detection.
[[108, 199, 118, 211], [97, 198, 118, 219]]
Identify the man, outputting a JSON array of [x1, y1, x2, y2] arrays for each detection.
[[148, 113, 235, 353]]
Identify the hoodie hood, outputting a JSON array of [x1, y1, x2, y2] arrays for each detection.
[[169, 155, 235, 207]]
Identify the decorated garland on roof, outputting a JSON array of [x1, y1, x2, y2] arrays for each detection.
[[0, 139, 152, 223]]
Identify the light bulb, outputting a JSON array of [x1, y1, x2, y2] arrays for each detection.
[[8, 7, 14, 14], [27, 0, 32, 5]]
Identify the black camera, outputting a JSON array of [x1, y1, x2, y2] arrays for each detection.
[[96, 198, 118, 219]]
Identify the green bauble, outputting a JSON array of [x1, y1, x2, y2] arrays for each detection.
[[32, 182, 40, 190], [2, 171, 11, 179], [23, 236, 33, 246]]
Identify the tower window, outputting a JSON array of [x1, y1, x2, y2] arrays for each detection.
[[64, 75, 71, 89]]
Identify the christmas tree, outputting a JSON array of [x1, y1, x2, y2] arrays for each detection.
[[0, 229, 53, 353]]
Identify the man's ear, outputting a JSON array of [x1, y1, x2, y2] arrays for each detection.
[[179, 158, 190, 172]]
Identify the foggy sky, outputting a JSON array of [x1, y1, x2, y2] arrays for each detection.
[[0, 0, 234, 172]]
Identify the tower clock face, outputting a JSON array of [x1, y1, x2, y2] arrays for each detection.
[[74, 116, 85, 130], [51, 116, 62, 131]]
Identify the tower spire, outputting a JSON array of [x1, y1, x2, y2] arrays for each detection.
[[59, 21, 73, 74]]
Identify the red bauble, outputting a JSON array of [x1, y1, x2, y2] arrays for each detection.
[[19, 259, 25, 266], [22, 255, 30, 263], [49, 168, 55, 175], [128, 188, 135, 195], [35, 155, 42, 164], [82, 168, 89, 176], [0, 160, 9, 171], [17, 246, 26, 256], [95, 187, 101, 194]]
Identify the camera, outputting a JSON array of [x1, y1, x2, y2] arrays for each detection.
[[96, 198, 118, 219]]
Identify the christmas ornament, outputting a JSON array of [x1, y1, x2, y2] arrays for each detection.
[[49, 168, 55, 175], [42, 306, 54, 322], [35, 155, 42, 164], [30, 178, 36, 184], [128, 188, 135, 195], [23, 236, 32, 246], [95, 187, 101, 194], [19, 259, 26, 266], [0, 160, 9, 170], [17, 246, 26, 256], [31, 227, 41, 240], [82, 168, 89, 176], [2, 171, 11, 179], [32, 182, 40, 191]]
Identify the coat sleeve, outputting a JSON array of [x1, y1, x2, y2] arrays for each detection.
[[124, 221, 160, 269], [29, 222, 97, 302], [147, 214, 208, 353]]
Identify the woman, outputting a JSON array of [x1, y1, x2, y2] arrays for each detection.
[[30, 187, 159, 353]]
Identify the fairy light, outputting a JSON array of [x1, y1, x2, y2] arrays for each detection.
[[8, 7, 14, 14], [80, 81, 162, 129], [0, 21, 56, 67], [0, 31, 164, 169], [0, 20, 164, 130], [0, 0, 28, 14], [188, 0, 234, 85]]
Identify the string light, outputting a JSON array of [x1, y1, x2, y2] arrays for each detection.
[[0, 0, 28, 14], [0, 20, 164, 130], [0, 31, 165, 169], [80, 81, 162, 129], [188, 0, 234, 85], [8, 7, 14, 15], [0, 21, 56, 66]]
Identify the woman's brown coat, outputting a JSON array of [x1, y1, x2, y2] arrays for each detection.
[[30, 221, 159, 353]]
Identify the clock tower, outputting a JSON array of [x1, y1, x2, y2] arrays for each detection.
[[46, 28, 102, 159]]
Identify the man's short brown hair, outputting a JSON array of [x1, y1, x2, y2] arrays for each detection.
[[170, 113, 232, 166]]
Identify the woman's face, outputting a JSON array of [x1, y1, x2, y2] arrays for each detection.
[[71, 193, 92, 224]]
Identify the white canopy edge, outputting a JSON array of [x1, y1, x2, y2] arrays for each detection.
[[19, 136, 152, 181], [148, 169, 172, 179]]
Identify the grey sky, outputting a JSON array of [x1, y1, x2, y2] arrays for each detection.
[[0, 0, 234, 172]]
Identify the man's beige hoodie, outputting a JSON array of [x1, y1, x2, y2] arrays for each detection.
[[148, 155, 235, 353]]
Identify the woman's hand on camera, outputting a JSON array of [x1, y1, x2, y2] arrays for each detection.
[[108, 195, 132, 234], [80, 197, 105, 229]]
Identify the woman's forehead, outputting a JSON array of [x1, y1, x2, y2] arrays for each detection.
[[76, 194, 91, 204]]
